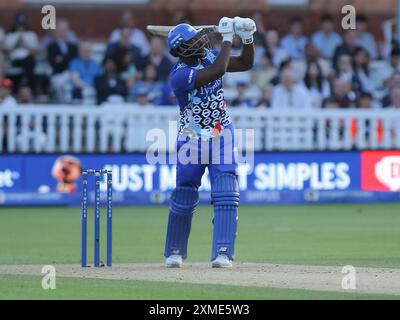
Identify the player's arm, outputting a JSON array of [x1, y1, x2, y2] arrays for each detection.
[[195, 41, 232, 88], [194, 17, 234, 89], [227, 17, 256, 72], [227, 43, 255, 72]]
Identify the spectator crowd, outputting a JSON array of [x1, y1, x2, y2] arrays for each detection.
[[1, 11, 400, 111]]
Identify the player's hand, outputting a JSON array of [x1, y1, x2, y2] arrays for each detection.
[[234, 17, 256, 44], [218, 17, 234, 43]]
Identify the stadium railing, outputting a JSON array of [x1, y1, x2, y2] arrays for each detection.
[[0, 104, 399, 153]]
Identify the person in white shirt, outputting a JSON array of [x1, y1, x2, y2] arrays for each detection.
[[0, 78, 17, 107], [353, 47, 374, 94], [271, 69, 312, 109], [336, 53, 353, 84], [109, 11, 150, 56], [303, 61, 330, 108], [386, 86, 400, 139], [387, 86, 400, 110]]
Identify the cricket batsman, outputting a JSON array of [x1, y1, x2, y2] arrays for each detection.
[[164, 17, 256, 268]]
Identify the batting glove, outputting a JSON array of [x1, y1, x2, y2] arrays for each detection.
[[218, 17, 235, 43], [234, 16, 256, 44]]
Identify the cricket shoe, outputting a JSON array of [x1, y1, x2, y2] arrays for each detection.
[[211, 254, 232, 268], [165, 255, 183, 268]]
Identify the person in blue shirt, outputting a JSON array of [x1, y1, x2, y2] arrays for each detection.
[[281, 17, 308, 60], [69, 41, 102, 100], [311, 14, 342, 59], [164, 17, 256, 268]]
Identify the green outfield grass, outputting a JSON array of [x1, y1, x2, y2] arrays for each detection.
[[0, 204, 399, 299], [0, 275, 397, 300]]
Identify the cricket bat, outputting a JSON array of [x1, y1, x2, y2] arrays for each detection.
[[147, 25, 217, 37]]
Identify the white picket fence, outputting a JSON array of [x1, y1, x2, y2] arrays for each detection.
[[0, 104, 399, 153]]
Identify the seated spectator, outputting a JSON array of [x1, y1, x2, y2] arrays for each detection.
[[41, 20, 78, 48], [0, 55, 4, 81], [119, 54, 138, 93], [265, 29, 288, 68], [0, 25, 5, 51], [47, 19, 78, 74], [250, 12, 267, 67], [332, 30, 361, 71], [141, 37, 173, 81], [270, 58, 294, 85], [69, 41, 102, 101], [136, 87, 151, 107], [109, 11, 150, 56], [389, 48, 400, 73], [352, 47, 374, 95], [257, 86, 273, 108], [323, 77, 355, 108], [131, 64, 162, 104], [0, 25, 5, 79], [304, 42, 335, 78], [382, 71, 400, 107], [231, 82, 253, 107], [271, 69, 311, 109], [381, 48, 400, 88], [356, 15, 379, 59], [251, 12, 267, 48], [336, 53, 354, 84], [305, 42, 320, 63], [47, 19, 79, 102], [94, 58, 127, 104], [0, 78, 17, 106], [105, 27, 143, 73], [386, 86, 400, 109], [252, 52, 277, 90], [311, 14, 342, 60], [357, 92, 376, 109], [4, 13, 39, 94], [322, 97, 340, 109], [303, 61, 330, 108], [17, 83, 34, 104], [386, 86, 400, 139], [280, 17, 308, 60]]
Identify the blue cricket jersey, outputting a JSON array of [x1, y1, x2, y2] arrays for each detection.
[[169, 49, 231, 140]]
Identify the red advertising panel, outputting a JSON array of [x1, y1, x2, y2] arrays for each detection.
[[362, 151, 400, 191]]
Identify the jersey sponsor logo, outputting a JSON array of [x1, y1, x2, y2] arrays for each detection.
[[199, 79, 222, 96], [192, 105, 202, 114], [188, 69, 194, 84]]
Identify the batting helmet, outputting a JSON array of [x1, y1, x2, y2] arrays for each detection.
[[167, 23, 209, 58]]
